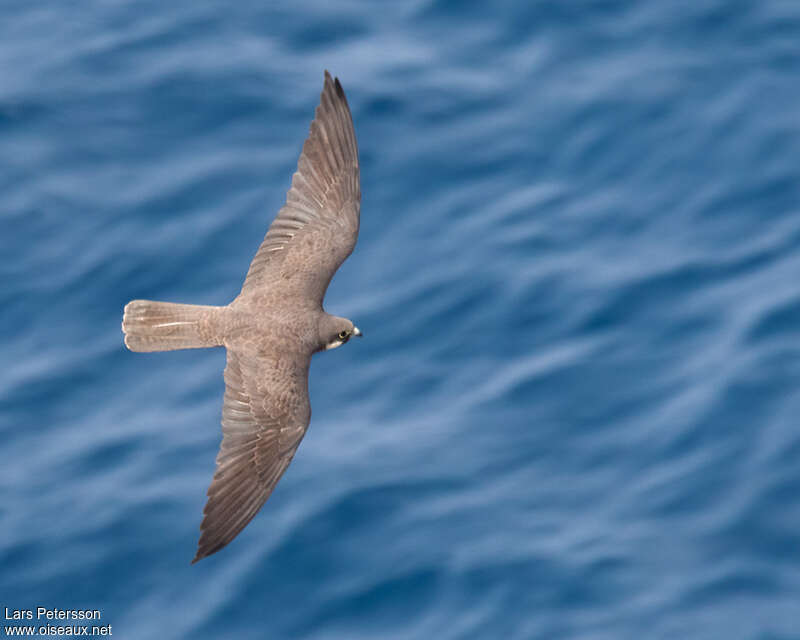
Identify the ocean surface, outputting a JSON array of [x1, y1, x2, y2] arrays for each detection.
[[2, 1, 799, 638]]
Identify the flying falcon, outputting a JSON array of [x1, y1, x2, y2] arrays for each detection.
[[122, 71, 362, 563]]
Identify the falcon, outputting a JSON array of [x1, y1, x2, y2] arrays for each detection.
[[122, 71, 362, 563]]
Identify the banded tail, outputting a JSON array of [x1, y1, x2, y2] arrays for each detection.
[[122, 300, 223, 352]]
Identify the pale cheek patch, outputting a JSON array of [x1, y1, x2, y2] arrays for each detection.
[[324, 339, 345, 351]]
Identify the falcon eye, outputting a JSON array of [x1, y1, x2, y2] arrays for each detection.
[[338, 330, 349, 341]]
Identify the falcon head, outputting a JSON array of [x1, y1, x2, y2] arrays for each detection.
[[319, 314, 363, 351]]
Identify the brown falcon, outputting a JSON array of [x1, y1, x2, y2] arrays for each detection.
[[122, 71, 362, 563]]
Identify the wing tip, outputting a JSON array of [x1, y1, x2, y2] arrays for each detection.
[[191, 538, 224, 564], [323, 69, 347, 102], [191, 540, 206, 564]]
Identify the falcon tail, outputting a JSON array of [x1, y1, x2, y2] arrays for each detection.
[[122, 300, 223, 352]]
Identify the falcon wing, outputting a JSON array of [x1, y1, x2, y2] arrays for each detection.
[[192, 349, 311, 563], [238, 70, 360, 307]]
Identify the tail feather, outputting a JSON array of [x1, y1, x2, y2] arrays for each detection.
[[122, 300, 222, 352]]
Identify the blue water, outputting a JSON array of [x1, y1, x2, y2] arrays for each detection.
[[2, 1, 800, 638]]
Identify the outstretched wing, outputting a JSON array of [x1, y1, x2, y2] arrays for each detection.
[[192, 349, 311, 563], [238, 70, 360, 307]]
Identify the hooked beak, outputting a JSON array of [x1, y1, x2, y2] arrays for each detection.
[[352, 326, 363, 338]]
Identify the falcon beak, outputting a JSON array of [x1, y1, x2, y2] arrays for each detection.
[[352, 326, 363, 337]]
